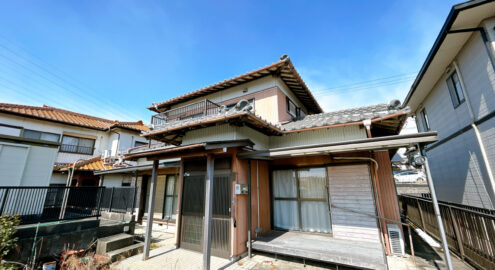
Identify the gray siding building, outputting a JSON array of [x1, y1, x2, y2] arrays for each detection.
[[404, 0, 495, 209]]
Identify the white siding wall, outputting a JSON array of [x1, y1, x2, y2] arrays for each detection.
[[0, 142, 57, 186], [270, 125, 366, 149], [416, 27, 495, 209], [427, 130, 494, 208], [181, 124, 365, 151], [327, 164, 381, 244]]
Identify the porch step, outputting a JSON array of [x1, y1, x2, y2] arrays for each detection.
[[96, 233, 134, 254], [106, 242, 144, 262]]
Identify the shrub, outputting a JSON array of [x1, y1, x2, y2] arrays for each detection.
[[0, 215, 21, 263]]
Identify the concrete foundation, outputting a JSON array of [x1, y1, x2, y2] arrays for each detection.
[[9, 218, 135, 264]]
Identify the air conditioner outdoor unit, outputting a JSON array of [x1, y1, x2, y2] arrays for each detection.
[[387, 224, 405, 255]]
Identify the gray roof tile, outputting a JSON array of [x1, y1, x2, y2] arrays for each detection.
[[281, 103, 409, 131]]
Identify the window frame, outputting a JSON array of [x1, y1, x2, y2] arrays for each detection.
[[446, 71, 465, 108], [286, 97, 298, 119], [134, 140, 148, 147], [22, 129, 61, 142], [59, 135, 95, 155], [419, 108, 430, 131]]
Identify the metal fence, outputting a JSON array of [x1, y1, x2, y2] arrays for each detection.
[[151, 99, 221, 126], [0, 186, 136, 225], [400, 194, 495, 270], [99, 187, 136, 213]]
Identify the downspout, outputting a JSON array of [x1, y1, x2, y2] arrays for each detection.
[[452, 60, 495, 207]]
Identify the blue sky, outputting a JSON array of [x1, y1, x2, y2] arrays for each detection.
[[0, 0, 458, 122]]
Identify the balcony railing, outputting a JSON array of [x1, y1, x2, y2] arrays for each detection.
[[151, 99, 222, 126], [60, 144, 94, 155]]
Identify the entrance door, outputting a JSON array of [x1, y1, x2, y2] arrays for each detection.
[[272, 167, 332, 233], [180, 158, 231, 258]]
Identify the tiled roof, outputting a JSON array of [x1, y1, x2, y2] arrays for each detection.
[[0, 103, 149, 132], [61, 155, 119, 171], [149, 55, 323, 114], [281, 103, 410, 131]]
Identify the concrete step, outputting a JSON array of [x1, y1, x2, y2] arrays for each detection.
[[106, 242, 144, 262], [96, 233, 134, 254]]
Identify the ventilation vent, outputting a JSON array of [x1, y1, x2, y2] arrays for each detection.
[[387, 224, 405, 255]]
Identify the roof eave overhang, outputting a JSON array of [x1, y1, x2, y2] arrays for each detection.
[[123, 139, 254, 161], [237, 131, 438, 160], [147, 58, 323, 114], [403, 0, 495, 112]]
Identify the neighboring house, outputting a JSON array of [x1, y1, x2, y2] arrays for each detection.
[[0, 103, 149, 186], [123, 55, 437, 269], [403, 0, 495, 209]]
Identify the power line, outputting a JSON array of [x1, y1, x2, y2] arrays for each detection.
[[312, 75, 416, 96], [0, 36, 144, 121]]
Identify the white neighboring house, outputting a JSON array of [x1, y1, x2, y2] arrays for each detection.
[[403, 0, 495, 209], [0, 103, 149, 187]]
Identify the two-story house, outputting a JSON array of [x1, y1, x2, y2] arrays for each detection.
[[123, 55, 438, 269], [404, 0, 495, 209], [0, 103, 149, 187]]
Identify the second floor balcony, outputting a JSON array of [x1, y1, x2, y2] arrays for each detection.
[[151, 99, 222, 127]]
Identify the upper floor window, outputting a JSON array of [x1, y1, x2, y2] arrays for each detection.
[[286, 97, 306, 120], [0, 124, 22, 137], [446, 71, 465, 108], [134, 141, 147, 147], [23, 129, 60, 142], [60, 135, 95, 155], [419, 108, 430, 131], [287, 97, 298, 118]]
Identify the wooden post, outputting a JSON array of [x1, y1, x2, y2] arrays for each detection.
[[416, 198, 426, 229], [143, 160, 159, 261], [408, 226, 416, 264], [203, 154, 215, 270], [175, 160, 185, 247], [448, 206, 465, 258]]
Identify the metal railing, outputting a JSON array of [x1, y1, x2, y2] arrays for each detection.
[[0, 186, 136, 225], [59, 144, 94, 155], [99, 187, 136, 213], [399, 194, 495, 270], [151, 99, 221, 126]]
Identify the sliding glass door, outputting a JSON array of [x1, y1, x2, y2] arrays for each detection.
[[272, 167, 331, 233]]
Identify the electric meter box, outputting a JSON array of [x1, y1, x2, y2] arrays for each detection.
[[235, 184, 248, 194]]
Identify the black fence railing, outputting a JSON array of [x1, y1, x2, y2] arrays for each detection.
[[151, 99, 221, 126], [399, 194, 495, 270], [59, 144, 94, 155], [0, 186, 136, 225], [99, 187, 136, 213]]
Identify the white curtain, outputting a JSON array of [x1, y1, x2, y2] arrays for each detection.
[[274, 200, 299, 230], [273, 170, 299, 230], [301, 201, 331, 233], [272, 168, 331, 233]]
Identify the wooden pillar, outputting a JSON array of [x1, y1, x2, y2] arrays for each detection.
[[143, 160, 159, 260], [175, 159, 185, 247], [203, 154, 215, 270]]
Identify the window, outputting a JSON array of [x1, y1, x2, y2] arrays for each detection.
[[287, 97, 298, 118], [22, 129, 60, 142], [0, 124, 22, 136], [272, 167, 331, 233], [419, 108, 430, 131], [446, 71, 465, 108], [60, 135, 95, 155], [134, 141, 147, 147]]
